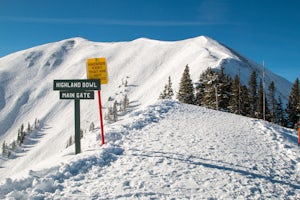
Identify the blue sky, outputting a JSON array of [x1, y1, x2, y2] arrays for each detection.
[[0, 0, 299, 82]]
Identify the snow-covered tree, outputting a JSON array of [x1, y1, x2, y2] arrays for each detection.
[[268, 81, 277, 123], [198, 67, 221, 110], [248, 70, 257, 118], [286, 78, 300, 128], [159, 76, 174, 100], [240, 85, 250, 116], [2, 141, 6, 156], [112, 100, 118, 122], [275, 95, 286, 126], [228, 74, 241, 114], [177, 65, 194, 104], [216, 67, 231, 110]]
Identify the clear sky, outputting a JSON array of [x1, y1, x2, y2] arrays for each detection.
[[0, 0, 299, 82]]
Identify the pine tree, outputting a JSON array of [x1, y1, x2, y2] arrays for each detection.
[[20, 124, 24, 135], [113, 100, 118, 122], [286, 78, 300, 128], [217, 67, 232, 110], [268, 81, 277, 123], [159, 85, 168, 99], [123, 94, 129, 110], [256, 79, 269, 120], [194, 81, 204, 106], [34, 118, 39, 129], [105, 106, 114, 122], [2, 141, 6, 156], [17, 128, 21, 145], [27, 122, 31, 133], [177, 65, 194, 104], [198, 67, 217, 109], [228, 74, 241, 114], [194, 69, 209, 106], [248, 70, 257, 117], [275, 95, 286, 126], [11, 140, 17, 150], [159, 76, 174, 100], [240, 85, 251, 116], [167, 76, 174, 99]]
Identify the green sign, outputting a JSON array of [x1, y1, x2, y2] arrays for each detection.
[[53, 79, 101, 91], [60, 91, 94, 100], [53, 79, 101, 155]]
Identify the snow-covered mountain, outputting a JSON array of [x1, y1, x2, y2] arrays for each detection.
[[0, 36, 292, 140], [0, 36, 298, 199]]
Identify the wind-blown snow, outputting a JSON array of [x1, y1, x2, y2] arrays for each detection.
[[0, 36, 297, 199]]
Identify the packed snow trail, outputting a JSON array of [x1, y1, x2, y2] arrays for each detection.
[[93, 102, 300, 199], [0, 101, 299, 199]]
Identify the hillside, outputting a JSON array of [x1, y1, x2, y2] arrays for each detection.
[[0, 36, 292, 141], [0, 36, 297, 198], [0, 101, 299, 199]]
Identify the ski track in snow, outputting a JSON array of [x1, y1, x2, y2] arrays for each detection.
[[0, 101, 299, 199]]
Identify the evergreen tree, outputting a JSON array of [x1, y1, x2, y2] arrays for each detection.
[[123, 94, 130, 110], [198, 67, 218, 109], [2, 141, 6, 156], [268, 81, 277, 123], [257, 79, 269, 120], [34, 118, 40, 129], [177, 65, 194, 104], [167, 76, 174, 99], [240, 85, 251, 116], [17, 128, 21, 145], [113, 100, 118, 122], [228, 74, 241, 114], [248, 70, 257, 117], [216, 67, 232, 110], [20, 124, 24, 135], [159, 76, 174, 100], [194, 81, 204, 106], [27, 122, 31, 133], [286, 78, 300, 128], [105, 107, 113, 122], [275, 95, 286, 126], [11, 140, 17, 150], [159, 84, 168, 99], [194, 69, 209, 106]]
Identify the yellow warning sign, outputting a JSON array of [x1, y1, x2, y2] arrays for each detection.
[[86, 58, 108, 84]]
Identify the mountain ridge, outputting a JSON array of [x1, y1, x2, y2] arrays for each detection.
[[0, 35, 292, 141]]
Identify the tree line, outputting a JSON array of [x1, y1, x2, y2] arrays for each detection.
[[160, 65, 300, 129]]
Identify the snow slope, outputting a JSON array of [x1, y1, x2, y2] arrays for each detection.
[[0, 36, 297, 199], [0, 36, 292, 141], [0, 101, 299, 199]]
